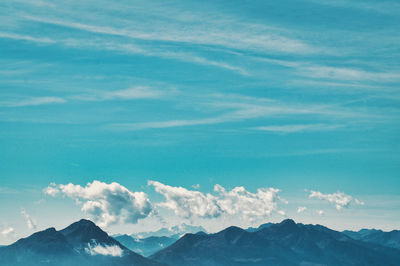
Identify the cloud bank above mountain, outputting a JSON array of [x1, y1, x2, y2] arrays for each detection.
[[44, 181, 153, 227], [43, 180, 365, 229], [149, 181, 286, 222]]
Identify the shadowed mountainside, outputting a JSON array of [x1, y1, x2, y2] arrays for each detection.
[[0, 219, 164, 266], [151, 219, 400, 266], [343, 228, 400, 250]]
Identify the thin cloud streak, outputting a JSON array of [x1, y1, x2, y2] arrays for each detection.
[[107, 94, 375, 131], [0, 96, 66, 107], [23, 15, 316, 55], [0, 32, 55, 44], [0, 86, 167, 108], [254, 124, 344, 133], [71, 86, 165, 101], [0, 32, 248, 75], [255, 56, 400, 83]]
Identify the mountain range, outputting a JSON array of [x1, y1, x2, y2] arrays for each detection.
[[114, 235, 177, 257], [1, 219, 399, 266], [0, 219, 163, 266], [113, 223, 206, 256], [343, 228, 400, 250], [128, 223, 206, 239], [150, 219, 400, 266]]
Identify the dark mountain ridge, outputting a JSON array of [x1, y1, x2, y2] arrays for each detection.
[[0, 219, 164, 266], [151, 219, 400, 266], [1, 218, 399, 266], [343, 228, 400, 250]]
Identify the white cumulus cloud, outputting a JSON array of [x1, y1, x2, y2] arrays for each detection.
[[44, 181, 153, 227], [149, 181, 284, 222], [43, 182, 59, 196], [214, 184, 283, 221], [85, 243, 123, 257], [149, 180, 221, 219], [21, 210, 37, 230], [297, 206, 307, 213], [309, 190, 364, 210], [1, 227, 15, 238]]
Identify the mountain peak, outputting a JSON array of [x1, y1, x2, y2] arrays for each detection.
[[76, 218, 97, 226], [269, 219, 298, 233], [60, 219, 115, 247], [280, 219, 296, 225], [1, 219, 165, 266]]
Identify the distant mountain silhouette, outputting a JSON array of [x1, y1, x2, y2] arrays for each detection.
[[343, 228, 400, 250], [129, 223, 206, 239], [0, 219, 164, 266], [113, 223, 206, 257], [151, 219, 400, 266], [114, 235, 177, 257], [246, 222, 273, 232], [2, 219, 400, 266]]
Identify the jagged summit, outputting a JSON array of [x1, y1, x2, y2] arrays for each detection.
[[274, 218, 298, 231], [60, 218, 112, 246], [77, 218, 97, 225], [6, 226, 73, 257], [63, 219, 97, 231], [218, 225, 245, 235], [13, 227, 65, 246]]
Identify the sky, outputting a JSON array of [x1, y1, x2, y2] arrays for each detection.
[[1, 0, 400, 245]]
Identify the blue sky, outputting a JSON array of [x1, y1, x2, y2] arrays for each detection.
[[1, 0, 400, 244]]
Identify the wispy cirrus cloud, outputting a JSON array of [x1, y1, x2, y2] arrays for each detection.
[[107, 92, 373, 131], [255, 56, 400, 83], [0, 32, 55, 44], [23, 14, 316, 55], [0, 31, 248, 75], [21, 209, 37, 230], [254, 124, 343, 133], [0, 86, 166, 108], [299, 66, 400, 82], [0, 96, 66, 107], [308, 0, 400, 15], [71, 86, 165, 101]]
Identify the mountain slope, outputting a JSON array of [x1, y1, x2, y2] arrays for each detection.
[[114, 235, 177, 257], [151, 219, 400, 266], [343, 229, 400, 250], [246, 222, 273, 232], [0, 219, 164, 266], [130, 223, 206, 239]]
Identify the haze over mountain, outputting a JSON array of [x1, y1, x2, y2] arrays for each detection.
[[114, 235, 177, 257], [129, 224, 206, 239], [114, 223, 206, 256], [151, 219, 400, 266], [343, 229, 400, 250], [0, 219, 163, 266], [246, 222, 273, 232]]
